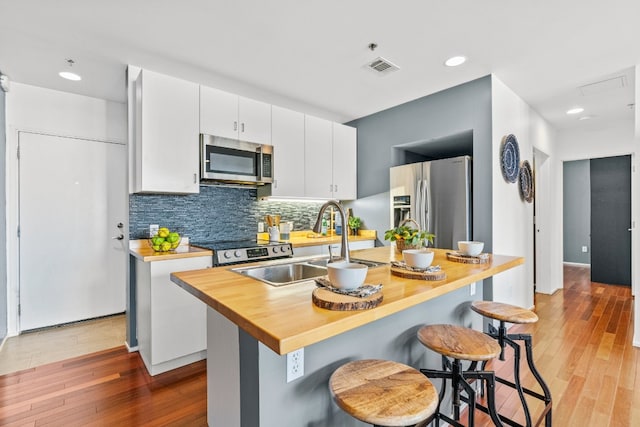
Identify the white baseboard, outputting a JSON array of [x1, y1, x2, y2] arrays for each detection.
[[562, 261, 590, 267]]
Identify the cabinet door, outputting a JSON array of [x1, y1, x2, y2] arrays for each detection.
[[332, 123, 357, 200], [137, 69, 199, 194], [271, 106, 305, 197], [150, 256, 211, 365], [304, 115, 333, 198], [239, 96, 271, 144], [200, 85, 239, 139]]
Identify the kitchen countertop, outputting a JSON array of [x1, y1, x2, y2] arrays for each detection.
[[129, 240, 212, 262], [170, 246, 524, 355]]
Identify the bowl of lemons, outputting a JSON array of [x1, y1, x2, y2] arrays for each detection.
[[149, 227, 182, 252]]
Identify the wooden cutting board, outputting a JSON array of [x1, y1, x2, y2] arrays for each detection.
[[446, 252, 491, 264], [390, 266, 446, 281], [312, 288, 383, 311]]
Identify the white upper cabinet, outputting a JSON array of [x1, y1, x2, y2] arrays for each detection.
[[200, 86, 271, 144], [134, 69, 199, 194], [304, 115, 333, 198], [303, 116, 357, 200], [332, 123, 357, 200], [239, 96, 271, 143], [199, 86, 238, 139], [271, 106, 305, 197]]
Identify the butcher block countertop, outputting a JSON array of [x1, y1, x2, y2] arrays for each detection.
[[129, 240, 212, 262], [170, 247, 524, 355]]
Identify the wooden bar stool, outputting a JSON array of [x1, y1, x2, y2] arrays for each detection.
[[329, 359, 438, 427], [417, 324, 504, 427], [471, 301, 552, 427]]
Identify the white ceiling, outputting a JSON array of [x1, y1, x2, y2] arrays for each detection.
[[1, 0, 638, 131]]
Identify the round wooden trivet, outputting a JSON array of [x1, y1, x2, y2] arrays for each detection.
[[390, 266, 446, 281], [312, 288, 383, 311], [446, 252, 492, 264]]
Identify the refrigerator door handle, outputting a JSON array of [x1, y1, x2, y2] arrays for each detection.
[[416, 180, 422, 229], [423, 179, 431, 233]]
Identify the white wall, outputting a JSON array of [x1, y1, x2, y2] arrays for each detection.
[[491, 76, 558, 308], [4, 83, 126, 335]]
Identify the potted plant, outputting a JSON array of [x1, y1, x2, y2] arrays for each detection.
[[384, 219, 435, 252], [348, 216, 361, 236]]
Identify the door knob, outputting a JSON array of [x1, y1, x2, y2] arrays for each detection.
[[112, 234, 124, 240]]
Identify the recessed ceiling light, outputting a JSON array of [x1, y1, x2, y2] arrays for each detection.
[[59, 71, 82, 81], [59, 59, 82, 81], [566, 107, 584, 115], [445, 56, 466, 67]]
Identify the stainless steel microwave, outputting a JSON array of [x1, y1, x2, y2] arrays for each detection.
[[200, 134, 273, 185]]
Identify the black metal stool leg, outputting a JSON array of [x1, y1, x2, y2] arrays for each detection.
[[486, 321, 553, 427]]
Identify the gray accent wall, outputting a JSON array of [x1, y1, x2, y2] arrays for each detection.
[[345, 76, 493, 252], [563, 160, 591, 264], [0, 88, 6, 341]]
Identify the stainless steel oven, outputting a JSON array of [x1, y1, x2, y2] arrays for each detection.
[[200, 134, 273, 185]]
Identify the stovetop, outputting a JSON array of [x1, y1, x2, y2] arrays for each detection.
[[191, 239, 280, 251], [191, 239, 293, 265]]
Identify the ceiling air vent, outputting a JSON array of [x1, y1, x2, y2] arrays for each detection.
[[365, 57, 400, 75]]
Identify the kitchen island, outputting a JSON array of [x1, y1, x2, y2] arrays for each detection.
[[171, 246, 523, 426]]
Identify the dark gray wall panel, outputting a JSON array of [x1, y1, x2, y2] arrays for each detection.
[[590, 155, 632, 285], [562, 160, 591, 264]]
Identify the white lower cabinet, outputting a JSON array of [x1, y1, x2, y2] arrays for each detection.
[[136, 255, 211, 375]]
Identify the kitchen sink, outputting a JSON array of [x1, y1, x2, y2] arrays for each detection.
[[232, 263, 328, 287], [232, 257, 387, 287]]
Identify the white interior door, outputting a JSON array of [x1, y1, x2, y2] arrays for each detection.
[[18, 132, 127, 331]]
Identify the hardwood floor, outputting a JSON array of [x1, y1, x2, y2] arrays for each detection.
[[465, 264, 639, 426], [0, 265, 636, 426], [0, 346, 207, 426]]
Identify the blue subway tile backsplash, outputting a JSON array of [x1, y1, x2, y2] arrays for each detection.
[[129, 186, 324, 242]]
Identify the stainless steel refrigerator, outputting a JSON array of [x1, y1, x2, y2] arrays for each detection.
[[390, 156, 471, 249]]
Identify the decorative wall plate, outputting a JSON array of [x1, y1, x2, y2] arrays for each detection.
[[519, 160, 533, 203], [500, 134, 520, 183]]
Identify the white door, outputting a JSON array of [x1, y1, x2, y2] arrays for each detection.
[[19, 132, 127, 331]]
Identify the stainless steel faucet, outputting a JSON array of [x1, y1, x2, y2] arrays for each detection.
[[313, 200, 350, 263]]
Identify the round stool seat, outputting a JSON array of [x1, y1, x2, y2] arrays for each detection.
[[329, 359, 438, 426], [417, 324, 501, 361], [471, 300, 539, 324]]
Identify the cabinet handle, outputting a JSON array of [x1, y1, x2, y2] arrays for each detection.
[[241, 122, 245, 133], [334, 184, 338, 193], [234, 121, 238, 131], [329, 184, 333, 192], [274, 179, 277, 189], [193, 173, 197, 184]]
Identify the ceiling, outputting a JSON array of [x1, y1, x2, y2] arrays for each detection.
[[1, 0, 638, 131]]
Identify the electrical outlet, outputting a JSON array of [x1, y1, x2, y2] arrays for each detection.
[[582, 246, 588, 253], [287, 348, 304, 382], [469, 282, 476, 296], [149, 224, 159, 238]]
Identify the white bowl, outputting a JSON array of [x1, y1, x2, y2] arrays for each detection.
[[457, 241, 484, 256], [327, 262, 368, 290], [403, 249, 435, 269]]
